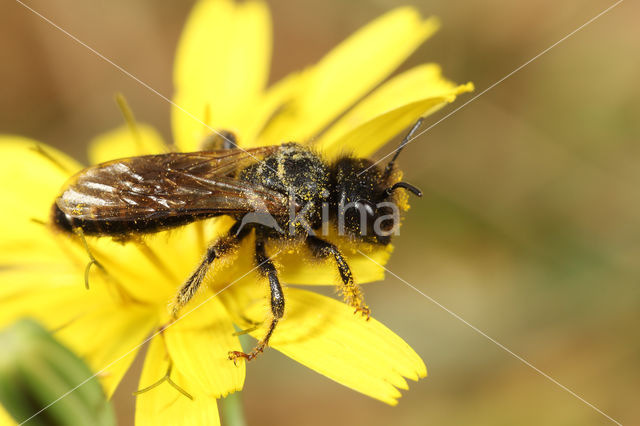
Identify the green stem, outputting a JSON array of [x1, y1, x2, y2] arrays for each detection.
[[220, 391, 247, 426]]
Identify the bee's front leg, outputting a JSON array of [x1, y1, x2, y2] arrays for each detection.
[[306, 236, 370, 319]]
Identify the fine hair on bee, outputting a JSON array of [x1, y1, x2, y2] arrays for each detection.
[[49, 118, 425, 363]]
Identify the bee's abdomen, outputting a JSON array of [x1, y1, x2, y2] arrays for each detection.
[[51, 203, 74, 233], [50, 202, 135, 236], [50, 202, 210, 237]]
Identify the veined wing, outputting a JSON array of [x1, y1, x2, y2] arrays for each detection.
[[55, 146, 288, 221]]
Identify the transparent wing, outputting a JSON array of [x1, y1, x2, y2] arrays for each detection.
[[56, 146, 288, 222]]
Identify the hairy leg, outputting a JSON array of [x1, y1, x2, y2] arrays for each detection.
[[171, 222, 246, 318], [229, 236, 284, 362], [306, 236, 370, 318]]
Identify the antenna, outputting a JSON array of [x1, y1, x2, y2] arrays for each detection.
[[383, 118, 424, 179]]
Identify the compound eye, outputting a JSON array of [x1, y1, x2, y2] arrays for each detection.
[[355, 199, 376, 220]]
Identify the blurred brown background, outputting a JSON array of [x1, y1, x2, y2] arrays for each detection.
[[1, 0, 638, 425]]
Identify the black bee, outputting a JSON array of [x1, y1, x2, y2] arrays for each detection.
[[51, 120, 424, 362]]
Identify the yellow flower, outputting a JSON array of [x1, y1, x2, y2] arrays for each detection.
[[0, 0, 472, 424]]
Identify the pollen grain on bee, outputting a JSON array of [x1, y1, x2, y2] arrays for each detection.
[[235, 187, 403, 238]]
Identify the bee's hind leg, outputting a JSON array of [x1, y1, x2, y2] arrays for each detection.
[[228, 236, 283, 363], [306, 236, 370, 319], [171, 222, 247, 318]]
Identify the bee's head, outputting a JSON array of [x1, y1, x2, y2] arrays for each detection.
[[329, 156, 421, 245]]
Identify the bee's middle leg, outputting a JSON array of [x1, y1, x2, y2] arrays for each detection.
[[306, 236, 370, 318], [171, 223, 245, 318], [229, 236, 284, 363]]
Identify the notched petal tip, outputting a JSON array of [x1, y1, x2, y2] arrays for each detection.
[[258, 8, 441, 146], [318, 62, 475, 158], [238, 288, 426, 405]]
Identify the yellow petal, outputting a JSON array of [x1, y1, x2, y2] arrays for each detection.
[[0, 407, 16, 426], [164, 295, 244, 398], [55, 303, 156, 398], [85, 232, 192, 307], [238, 288, 426, 405], [0, 262, 153, 398], [58, 217, 243, 322], [259, 9, 439, 145], [0, 138, 81, 265], [243, 72, 303, 147], [136, 337, 220, 426], [84, 217, 237, 307], [317, 64, 474, 157], [0, 405, 16, 426], [0, 266, 107, 331], [88, 124, 168, 165], [172, 0, 271, 151], [77, 234, 176, 306], [134, 217, 236, 294], [277, 241, 393, 286]]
